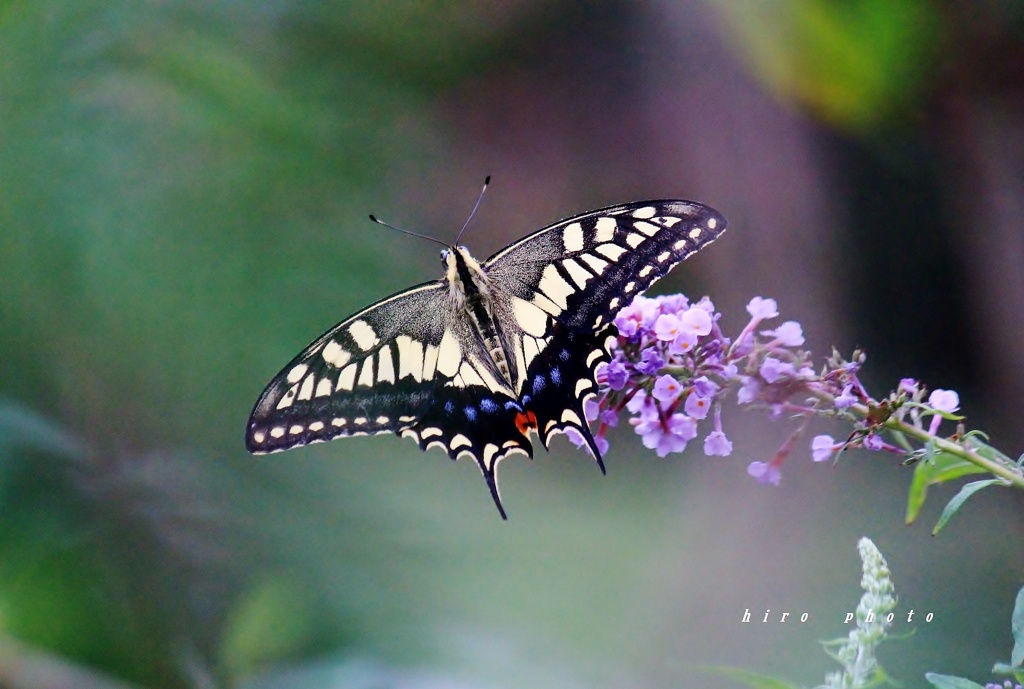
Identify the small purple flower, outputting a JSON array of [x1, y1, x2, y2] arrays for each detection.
[[737, 376, 760, 404], [603, 360, 629, 391], [654, 313, 683, 341], [653, 374, 683, 404], [928, 389, 960, 413], [898, 377, 918, 395], [599, 409, 619, 427], [863, 433, 884, 451], [746, 296, 779, 320], [681, 306, 713, 336], [636, 347, 665, 376], [584, 398, 600, 421], [811, 434, 836, 462], [747, 461, 782, 485], [927, 389, 960, 436], [691, 376, 719, 398], [637, 413, 697, 457], [658, 294, 690, 314], [684, 392, 711, 420], [694, 296, 716, 313], [721, 362, 739, 379], [834, 384, 857, 410], [595, 435, 609, 455], [704, 430, 732, 456], [669, 330, 699, 355], [626, 389, 652, 415], [762, 321, 805, 347], [759, 356, 794, 384]]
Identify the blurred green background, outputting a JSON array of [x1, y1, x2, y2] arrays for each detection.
[[1, 1, 1023, 688]]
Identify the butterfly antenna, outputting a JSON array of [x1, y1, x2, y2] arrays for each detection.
[[368, 214, 448, 248], [454, 175, 490, 245]]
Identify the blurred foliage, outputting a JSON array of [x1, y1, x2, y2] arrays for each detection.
[[713, 0, 940, 131]]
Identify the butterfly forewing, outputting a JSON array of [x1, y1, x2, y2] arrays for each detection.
[[485, 200, 726, 330], [247, 198, 726, 519]]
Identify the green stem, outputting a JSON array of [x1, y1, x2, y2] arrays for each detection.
[[847, 402, 1024, 489]]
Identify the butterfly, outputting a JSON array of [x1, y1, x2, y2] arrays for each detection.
[[246, 197, 726, 518]]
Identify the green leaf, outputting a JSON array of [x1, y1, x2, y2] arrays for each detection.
[[906, 442, 988, 525], [931, 479, 1002, 535], [1012, 585, 1024, 667], [695, 665, 800, 689], [924, 672, 987, 689]]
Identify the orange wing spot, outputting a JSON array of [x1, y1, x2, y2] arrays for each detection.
[[515, 410, 538, 436]]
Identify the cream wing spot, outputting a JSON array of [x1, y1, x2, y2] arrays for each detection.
[[657, 251, 671, 262], [286, 364, 308, 384], [634, 220, 660, 237], [689, 227, 703, 239], [396, 336, 425, 382], [423, 343, 440, 381], [436, 330, 461, 377], [561, 409, 583, 426], [538, 264, 574, 310], [270, 426, 285, 439], [308, 421, 325, 432], [561, 258, 593, 289], [253, 431, 266, 444], [276, 383, 299, 410], [562, 222, 584, 252], [458, 361, 485, 387], [624, 281, 637, 292], [331, 418, 346, 427], [586, 349, 604, 367], [638, 265, 654, 278], [450, 434, 472, 451], [673, 239, 689, 250], [513, 297, 548, 338], [580, 253, 609, 275], [625, 232, 646, 248], [376, 416, 389, 425], [348, 319, 379, 351], [377, 344, 395, 383], [337, 363, 357, 391], [297, 375, 315, 401], [289, 424, 304, 435], [357, 359, 374, 387], [595, 216, 616, 242], [315, 378, 332, 397], [708, 217, 718, 229], [421, 427, 443, 439], [322, 340, 351, 368], [609, 297, 621, 310], [575, 379, 592, 397], [631, 205, 656, 219], [595, 243, 626, 261]]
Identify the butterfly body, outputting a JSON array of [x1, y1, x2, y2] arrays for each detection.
[[246, 200, 726, 518]]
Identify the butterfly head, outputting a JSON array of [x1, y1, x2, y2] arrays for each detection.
[[441, 245, 490, 308]]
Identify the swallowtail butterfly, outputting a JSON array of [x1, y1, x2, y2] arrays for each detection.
[[246, 198, 726, 518]]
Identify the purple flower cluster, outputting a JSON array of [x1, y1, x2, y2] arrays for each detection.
[[567, 293, 964, 486]]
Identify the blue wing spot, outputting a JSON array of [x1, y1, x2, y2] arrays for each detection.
[[480, 398, 499, 414], [558, 349, 571, 362], [464, 406, 478, 422], [550, 367, 562, 386], [444, 400, 455, 415], [532, 375, 546, 394]]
